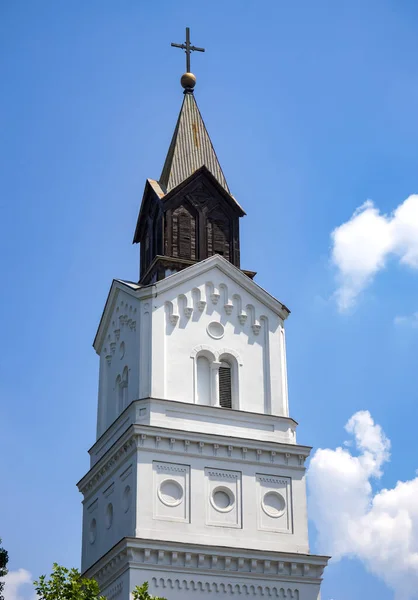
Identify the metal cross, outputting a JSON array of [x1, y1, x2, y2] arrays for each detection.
[[171, 27, 205, 73]]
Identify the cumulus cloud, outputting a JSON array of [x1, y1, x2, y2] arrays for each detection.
[[308, 411, 418, 600], [331, 194, 418, 311], [2, 569, 33, 600]]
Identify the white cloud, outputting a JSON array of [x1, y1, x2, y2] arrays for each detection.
[[331, 194, 418, 311], [394, 312, 418, 328], [2, 569, 33, 600], [308, 411, 418, 600]]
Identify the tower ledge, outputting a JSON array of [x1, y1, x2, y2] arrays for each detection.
[[84, 537, 329, 600]]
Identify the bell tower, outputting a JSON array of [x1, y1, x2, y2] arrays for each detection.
[[78, 28, 329, 600], [133, 67, 246, 285]]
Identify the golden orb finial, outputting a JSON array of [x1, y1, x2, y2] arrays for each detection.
[[181, 72, 196, 90]]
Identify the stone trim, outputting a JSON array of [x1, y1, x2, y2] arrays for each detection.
[[79, 436, 136, 497], [89, 398, 300, 461], [78, 426, 310, 497], [87, 538, 328, 587]]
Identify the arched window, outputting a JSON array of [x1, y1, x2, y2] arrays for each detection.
[[207, 209, 230, 261], [219, 361, 232, 408], [116, 368, 129, 415], [172, 205, 197, 260], [116, 375, 123, 414], [192, 347, 240, 409], [122, 366, 129, 410], [196, 355, 211, 405]]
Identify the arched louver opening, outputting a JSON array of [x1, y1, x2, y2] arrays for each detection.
[[178, 211, 191, 258], [172, 204, 197, 260], [208, 209, 231, 261], [219, 361, 232, 408]]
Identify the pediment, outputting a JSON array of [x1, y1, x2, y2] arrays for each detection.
[[93, 279, 141, 354], [94, 256, 289, 355]]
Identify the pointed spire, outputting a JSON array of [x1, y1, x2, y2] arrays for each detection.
[[159, 91, 230, 194]]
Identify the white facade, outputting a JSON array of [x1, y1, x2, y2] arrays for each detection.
[[78, 255, 328, 599], [94, 255, 290, 437]]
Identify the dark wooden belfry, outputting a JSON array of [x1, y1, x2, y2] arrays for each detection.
[[133, 29, 250, 285]]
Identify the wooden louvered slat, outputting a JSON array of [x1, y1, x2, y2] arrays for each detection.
[[178, 211, 191, 258], [219, 364, 232, 409]]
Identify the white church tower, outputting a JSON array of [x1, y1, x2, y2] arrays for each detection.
[[77, 28, 329, 600]]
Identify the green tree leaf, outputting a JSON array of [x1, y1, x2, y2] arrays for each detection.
[[132, 581, 166, 600], [34, 564, 105, 600], [0, 538, 9, 600]]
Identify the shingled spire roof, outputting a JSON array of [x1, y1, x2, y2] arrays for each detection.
[[159, 91, 230, 194]]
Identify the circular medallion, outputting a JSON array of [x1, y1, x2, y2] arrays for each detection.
[[158, 479, 184, 507], [210, 486, 235, 512], [207, 321, 225, 340], [262, 491, 286, 518]]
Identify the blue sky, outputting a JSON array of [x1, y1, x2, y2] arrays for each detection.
[[1, 2, 418, 599]]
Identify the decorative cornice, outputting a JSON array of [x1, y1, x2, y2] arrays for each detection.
[[166, 284, 269, 337], [256, 475, 289, 485], [79, 435, 136, 496], [156, 463, 188, 474], [78, 425, 310, 498], [152, 255, 290, 320], [85, 538, 329, 588], [206, 469, 239, 480]]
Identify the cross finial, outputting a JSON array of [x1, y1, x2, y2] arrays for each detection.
[[171, 27, 205, 91]]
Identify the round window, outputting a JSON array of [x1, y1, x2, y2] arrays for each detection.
[[158, 479, 184, 507], [210, 486, 235, 513], [207, 321, 225, 339], [262, 491, 286, 518]]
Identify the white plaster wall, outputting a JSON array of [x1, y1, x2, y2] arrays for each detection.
[[100, 571, 129, 600], [85, 259, 327, 600], [150, 265, 288, 417], [129, 568, 321, 600], [97, 290, 140, 437], [81, 451, 137, 572], [95, 262, 290, 440], [134, 447, 309, 554]]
